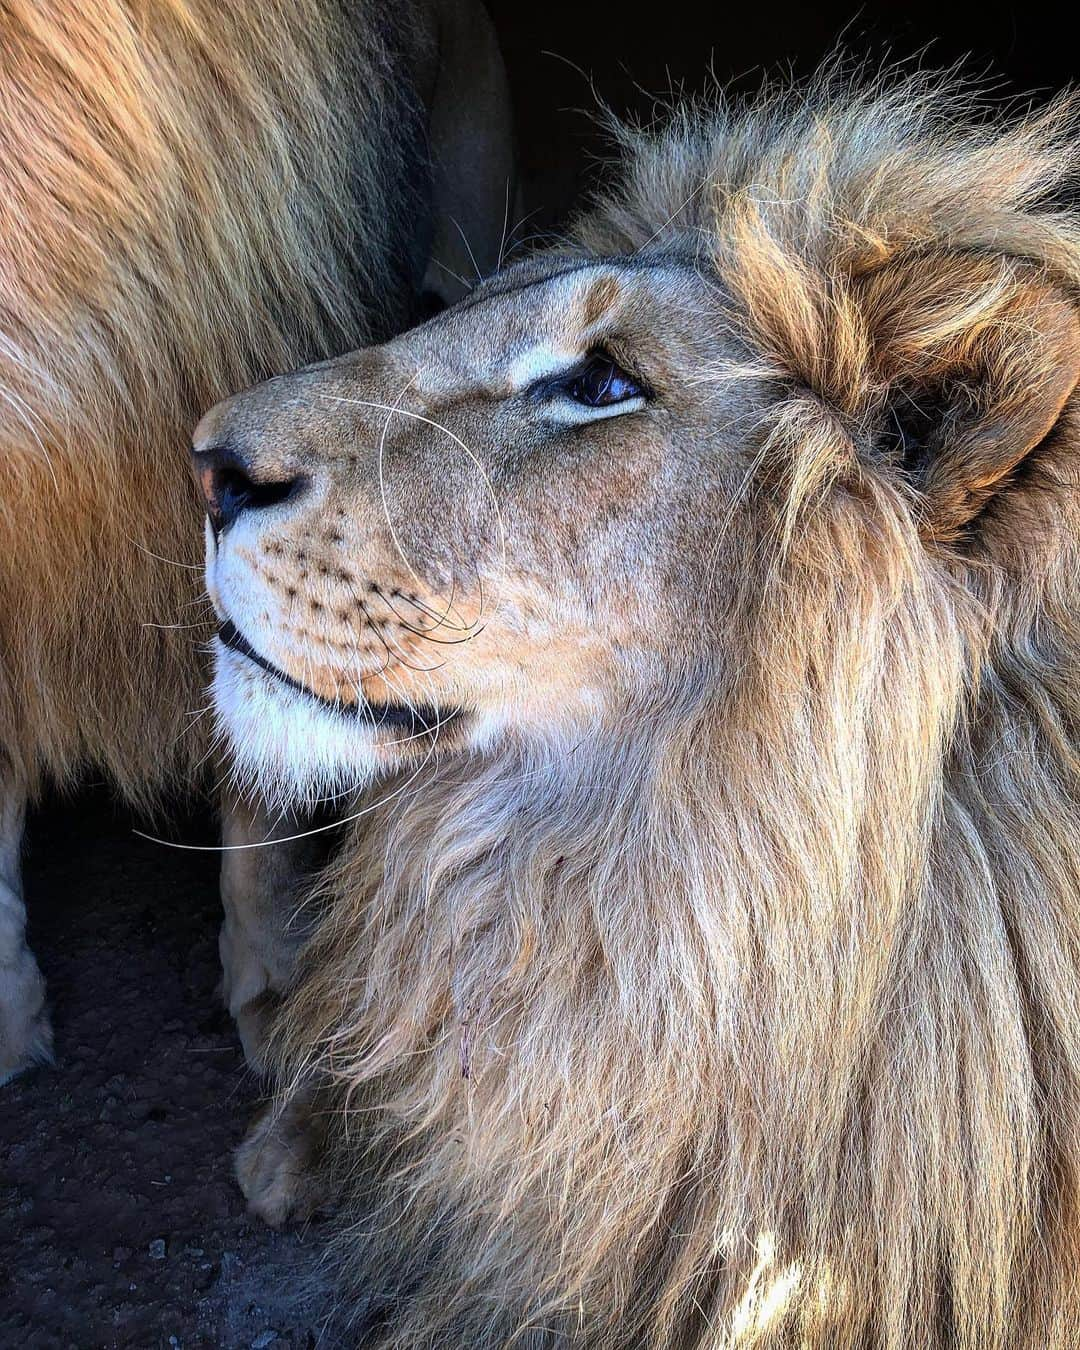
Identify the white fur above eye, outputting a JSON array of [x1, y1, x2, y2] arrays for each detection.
[[506, 343, 581, 390]]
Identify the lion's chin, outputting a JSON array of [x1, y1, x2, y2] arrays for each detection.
[[212, 626, 471, 809], [213, 644, 385, 808]]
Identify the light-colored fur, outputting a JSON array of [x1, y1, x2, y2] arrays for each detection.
[[0, 0, 513, 1080], [0, 0, 418, 797], [206, 73, 1080, 1347]]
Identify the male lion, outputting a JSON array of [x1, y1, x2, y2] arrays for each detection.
[[0, 0, 513, 1082], [195, 74, 1080, 1348]]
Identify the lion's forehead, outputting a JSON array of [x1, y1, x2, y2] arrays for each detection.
[[395, 257, 708, 398]]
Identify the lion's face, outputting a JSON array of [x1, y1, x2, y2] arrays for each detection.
[[196, 255, 760, 797]]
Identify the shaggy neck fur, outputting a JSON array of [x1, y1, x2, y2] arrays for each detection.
[[283, 461, 1080, 1347], [275, 74, 1080, 1348]]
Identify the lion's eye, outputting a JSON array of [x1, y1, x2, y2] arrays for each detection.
[[527, 351, 648, 422], [563, 356, 643, 408]]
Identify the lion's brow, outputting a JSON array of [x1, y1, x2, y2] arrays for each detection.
[[449, 254, 701, 316]]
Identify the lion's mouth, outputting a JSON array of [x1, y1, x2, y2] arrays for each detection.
[[217, 620, 457, 738]]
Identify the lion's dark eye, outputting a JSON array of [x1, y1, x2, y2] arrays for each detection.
[[564, 356, 643, 408]]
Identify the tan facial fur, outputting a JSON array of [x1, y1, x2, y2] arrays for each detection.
[[211, 74, 1080, 1350]]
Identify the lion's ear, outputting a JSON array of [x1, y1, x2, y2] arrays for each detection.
[[860, 253, 1080, 539]]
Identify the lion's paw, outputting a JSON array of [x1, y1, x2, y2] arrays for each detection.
[[0, 950, 53, 1086], [236, 1094, 329, 1228]]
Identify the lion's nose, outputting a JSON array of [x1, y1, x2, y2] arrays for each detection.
[[189, 441, 306, 535]]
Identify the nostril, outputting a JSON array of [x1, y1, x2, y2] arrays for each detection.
[[215, 466, 300, 520], [193, 444, 305, 533]]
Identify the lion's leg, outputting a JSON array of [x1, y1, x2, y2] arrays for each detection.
[[0, 783, 52, 1084], [219, 790, 325, 1073]]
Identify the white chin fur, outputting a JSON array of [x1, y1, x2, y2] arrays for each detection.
[[213, 644, 382, 810]]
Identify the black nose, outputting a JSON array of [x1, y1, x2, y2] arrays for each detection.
[[190, 443, 304, 534]]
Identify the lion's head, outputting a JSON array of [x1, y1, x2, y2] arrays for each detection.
[[203, 74, 1080, 1349], [195, 245, 772, 802]]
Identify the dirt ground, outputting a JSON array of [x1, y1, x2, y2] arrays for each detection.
[[0, 788, 335, 1350]]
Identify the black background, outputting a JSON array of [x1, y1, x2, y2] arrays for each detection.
[[487, 2, 1076, 227]]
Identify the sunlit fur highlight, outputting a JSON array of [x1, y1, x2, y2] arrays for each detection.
[[0, 0, 421, 799], [269, 73, 1080, 1347]]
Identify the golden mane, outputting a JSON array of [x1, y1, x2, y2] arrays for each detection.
[[269, 73, 1080, 1347], [0, 0, 421, 797]]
